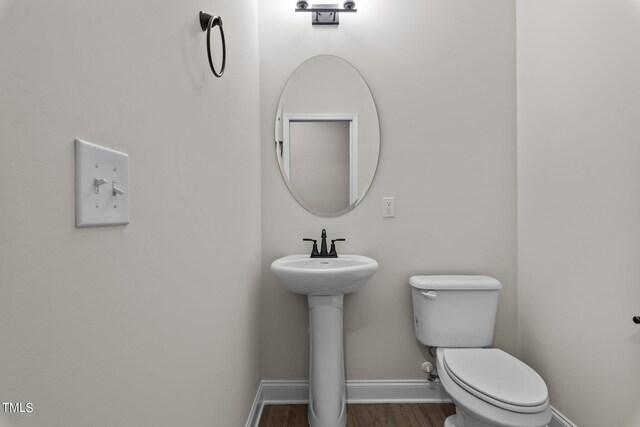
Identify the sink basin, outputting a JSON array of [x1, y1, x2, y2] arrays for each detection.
[[271, 254, 378, 296]]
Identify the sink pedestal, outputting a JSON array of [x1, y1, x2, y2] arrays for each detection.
[[308, 295, 346, 427]]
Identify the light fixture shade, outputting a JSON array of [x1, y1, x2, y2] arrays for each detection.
[[343, 0, 356, 10], [297, 0, 309, 9]]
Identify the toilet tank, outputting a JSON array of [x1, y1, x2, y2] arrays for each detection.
[[410, 275, 502, 348]]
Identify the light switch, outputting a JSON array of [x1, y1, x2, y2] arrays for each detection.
[[75, 139, 129, 227]]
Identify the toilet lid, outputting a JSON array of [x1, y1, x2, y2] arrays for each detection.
[[442, 348, 548, 411]]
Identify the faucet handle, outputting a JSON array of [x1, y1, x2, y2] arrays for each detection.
[[303, 238, 319, 257], [328, 238, 346, 257]]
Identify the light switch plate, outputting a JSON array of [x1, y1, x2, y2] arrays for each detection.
[[75, 139, 129, 227]]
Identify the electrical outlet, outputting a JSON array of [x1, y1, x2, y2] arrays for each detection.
[[382, 197, 395, 218]]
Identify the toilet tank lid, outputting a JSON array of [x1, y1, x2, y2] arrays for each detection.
[[409, 275, 502, 290]]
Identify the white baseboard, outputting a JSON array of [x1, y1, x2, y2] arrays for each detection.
[[261, 379, 450, 404], [345, 379, 451, 404], [244, 381, 265, 427], [258, 380, 308, 404], [246, 379, 448, 427], [245, 379, 576, 427], [549, 406, 577, 427]]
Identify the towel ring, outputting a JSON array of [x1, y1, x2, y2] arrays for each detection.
[[199, 11, 226, 78]]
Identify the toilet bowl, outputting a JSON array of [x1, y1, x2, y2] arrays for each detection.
[[436, 347, 551, 427], [409, 276, 552, 427]]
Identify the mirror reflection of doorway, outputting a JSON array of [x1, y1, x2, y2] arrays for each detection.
[[289, 120, 351, 213], [282, 113, 359, 215]]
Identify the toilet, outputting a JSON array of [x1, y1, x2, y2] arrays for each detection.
[[409, 275, 552, 427]]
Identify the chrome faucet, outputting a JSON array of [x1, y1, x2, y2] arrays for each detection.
[[303, 229, 345, 258]]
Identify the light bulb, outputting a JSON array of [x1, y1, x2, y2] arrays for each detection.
[[343, 0, 356, 10], [297, 0, 309, 9]]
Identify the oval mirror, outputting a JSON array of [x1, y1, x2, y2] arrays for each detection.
[[275, 55, 380, 217]]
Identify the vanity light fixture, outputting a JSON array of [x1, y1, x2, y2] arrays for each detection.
[[296, 1, 357, 26]]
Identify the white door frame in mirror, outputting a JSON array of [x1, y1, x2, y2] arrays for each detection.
[[282, 113, 359, 205]]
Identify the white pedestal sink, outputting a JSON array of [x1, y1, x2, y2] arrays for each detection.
[[271, 255, 378, 427]]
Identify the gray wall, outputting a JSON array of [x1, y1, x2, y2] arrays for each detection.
[[259, 0, 517, 380], [0, 1, 262, 426], [517, 1, 640, 426]]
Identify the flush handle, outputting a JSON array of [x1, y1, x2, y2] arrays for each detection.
[[421, 290, 438, 299]]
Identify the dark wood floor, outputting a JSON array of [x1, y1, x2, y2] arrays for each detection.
[[259, 403, 456, 427]]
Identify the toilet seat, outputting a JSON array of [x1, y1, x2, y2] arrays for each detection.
[[442, 348, 549, 414]]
